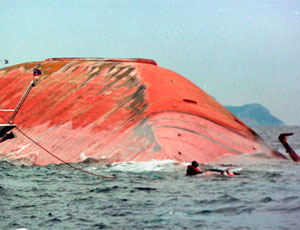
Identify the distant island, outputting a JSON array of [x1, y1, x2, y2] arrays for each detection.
[[225, 103, 285, 127]]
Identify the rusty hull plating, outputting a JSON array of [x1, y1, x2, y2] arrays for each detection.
[[0, 58, 284, 165]]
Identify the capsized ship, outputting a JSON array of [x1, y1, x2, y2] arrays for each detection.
[[0, 58, 285, 165]]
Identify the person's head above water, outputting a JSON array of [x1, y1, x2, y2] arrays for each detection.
[[191, 161, 199, 168]]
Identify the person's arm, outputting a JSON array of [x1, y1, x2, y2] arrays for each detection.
[[204, 168, 238, 176], [204, 168, 223, 173]]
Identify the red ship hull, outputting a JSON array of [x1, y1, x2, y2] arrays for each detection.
[[0, 58, 284, 165]]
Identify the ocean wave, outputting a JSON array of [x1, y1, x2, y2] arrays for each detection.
[[101, 160, 181, 172]]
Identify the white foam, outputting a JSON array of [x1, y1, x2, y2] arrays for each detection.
[[108, 160, 180, 172]]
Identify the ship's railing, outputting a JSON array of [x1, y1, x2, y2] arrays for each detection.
[[0, 70, 40, 140], [0, 108, 17, 139], [0, 77, 38, 124], [0, 108, 17, 140]]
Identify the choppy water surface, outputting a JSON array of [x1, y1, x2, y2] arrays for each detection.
[[1, 126, 300, 230]]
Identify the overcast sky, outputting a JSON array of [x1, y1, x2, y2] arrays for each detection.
[[1, 0, 300, 125]]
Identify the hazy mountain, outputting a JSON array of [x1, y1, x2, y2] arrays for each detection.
[[225, 103, 285, 127]]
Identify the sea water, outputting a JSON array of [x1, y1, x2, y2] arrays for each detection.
[[1, 126, 300, 230]]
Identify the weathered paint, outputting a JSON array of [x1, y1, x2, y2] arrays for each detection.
[[0, 58, 285, 165]]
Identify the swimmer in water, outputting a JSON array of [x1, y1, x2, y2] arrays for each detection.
[[186, 161, 236, 177]]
